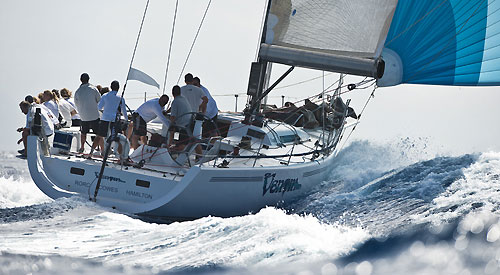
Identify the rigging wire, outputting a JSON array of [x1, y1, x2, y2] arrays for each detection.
[[129, 76, 371, 164], [88, 1, 461, 169], [176, 0, 212, 84], [106, 1, 474, 168], [274, 72, 334, 90], [162, 0, 179, 94], [93, 0, 151, 202], [336, 84, 378, 155], [122, 0, 151, 95], [254, 0, 269, 61]]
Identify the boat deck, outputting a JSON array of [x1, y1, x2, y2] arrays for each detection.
[[47, 113, 340, 178]]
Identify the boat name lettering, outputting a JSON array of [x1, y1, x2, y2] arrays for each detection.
[[94, 172, 126, 183], [126, 190, 152, 200], [74, 180, 118, 193], [262, 173, 301, 196]]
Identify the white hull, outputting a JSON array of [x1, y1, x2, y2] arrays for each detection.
[[27, 135, 334, 221]]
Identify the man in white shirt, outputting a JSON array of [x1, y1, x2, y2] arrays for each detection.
[[97, 80, 127, 138], [17, 101, 55, 157], [131, 95, 170, 149], [193, 77, 219, 138], [180, 73, 208, 114], [74, 73, 103, 154]]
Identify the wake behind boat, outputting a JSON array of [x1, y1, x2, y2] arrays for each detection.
[[24, 0, 500, 221]]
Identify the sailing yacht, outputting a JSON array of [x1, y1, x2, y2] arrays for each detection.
[[26, 0, 500, 221]]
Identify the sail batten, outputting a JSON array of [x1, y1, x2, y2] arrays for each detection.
[[259, 0, 399, 78]]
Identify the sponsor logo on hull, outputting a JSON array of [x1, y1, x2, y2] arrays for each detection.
[[262, 173, 301, 196], [94, 172, 126, 183]]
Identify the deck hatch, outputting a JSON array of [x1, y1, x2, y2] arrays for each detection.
[[247, 129, 266, 140], [70, 167, 85, 176], [136, 179, 151, 188], [279, 134, 299, 143]]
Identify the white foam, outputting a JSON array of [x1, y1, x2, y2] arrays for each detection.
[[0, 207, 370, 271], [330, 139, 435, 191], [0, 176, 51, 209]]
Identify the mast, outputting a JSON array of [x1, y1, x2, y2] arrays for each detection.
[[245, 0, 272, 120]]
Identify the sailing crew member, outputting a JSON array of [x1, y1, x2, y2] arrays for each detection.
[[97, 80, 127, 155], [55, 89, 77, 127], [37, 92, 45, 103], [17, 101, 55, 157], [24, 95, 37, 104], [60, 88, 81, 127], [193, 77, 218, 138], [169, 85, 192, 149], [74, 73, 104, 154], [130, 95, 170, 150], [97, 80, 127, 137], [100, 87, 110, 96], [42, 90, 61, 126], [24, 95, 59, 125], [180, 73, 208, 114]]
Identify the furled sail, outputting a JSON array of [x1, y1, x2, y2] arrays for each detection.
[[378, 0, 500, 87], [259, 0, 399, 78]]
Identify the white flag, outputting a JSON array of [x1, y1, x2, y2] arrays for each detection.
[[127, 67, 160, 89]]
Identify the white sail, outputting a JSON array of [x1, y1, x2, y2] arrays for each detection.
[[260, 0, 398, 78]]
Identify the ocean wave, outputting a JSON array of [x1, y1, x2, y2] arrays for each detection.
[[0, 196, 98, 224], [4, 211, 500, 275], [0, 152, 31, 180], [1, 145, 499, 274], [329, 138, 436, 192], [0, 251, 152, 275], [0, 207, 370, 272], [288, 140, 490, 237], [0, 176, 51, 209], [411, 151, 500, 225], [329, 211, 500, 275]]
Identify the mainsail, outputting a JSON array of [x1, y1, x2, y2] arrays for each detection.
[[259, 0, 399, 78], [379, 0, 500, 87]]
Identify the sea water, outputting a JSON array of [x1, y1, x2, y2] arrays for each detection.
[[1, 140, 500, 275]]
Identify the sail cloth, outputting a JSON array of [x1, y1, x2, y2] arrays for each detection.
[[259, 0, 399, 78], [378, 0, 500, 87], [127, 67, 160, 89]]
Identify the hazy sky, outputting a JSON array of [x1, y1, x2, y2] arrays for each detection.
[[1, 0, 499, 154]]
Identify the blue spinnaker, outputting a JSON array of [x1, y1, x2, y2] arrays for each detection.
[[378, 0, 500, 86]]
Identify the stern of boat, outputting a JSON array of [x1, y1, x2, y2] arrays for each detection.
[[27, 135, 76, 200]]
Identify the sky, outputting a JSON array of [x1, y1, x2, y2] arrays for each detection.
[[1, 0, 499, 155]]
